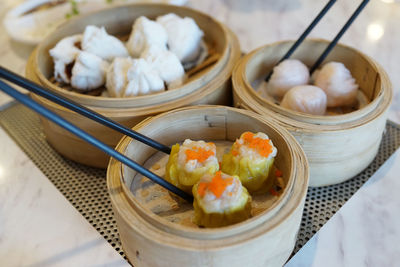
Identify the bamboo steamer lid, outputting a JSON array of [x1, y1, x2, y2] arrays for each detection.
[[25, 4, 241, 168], [107, 106, 309, 267], [232, 39, 392, 187]]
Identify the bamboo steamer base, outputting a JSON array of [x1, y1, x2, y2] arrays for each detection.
[[232, 39, 392, 187], [26, 26, 240, 168], [107, 106, 309, 267]]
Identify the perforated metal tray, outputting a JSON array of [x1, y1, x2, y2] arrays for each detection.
[[1, 103, 399, 261]]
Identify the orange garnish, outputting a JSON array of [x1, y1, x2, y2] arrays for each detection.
[[269, 188, 279, 196], [185, 146, 215, 163], [275, 169, 283, 177], [231, 149, 239, 156], [197, 171, 234, 198], [234, 132, 273, 158]]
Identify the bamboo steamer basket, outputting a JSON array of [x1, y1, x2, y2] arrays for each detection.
[[107, 106, 309, 267], [232, 39, 392, 187], [25, 4, 241, 168]]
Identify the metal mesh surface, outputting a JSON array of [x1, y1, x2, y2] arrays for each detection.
[[1, 103, 399, 260]]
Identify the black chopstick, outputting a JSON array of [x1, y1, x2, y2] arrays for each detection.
[[0, 79, 193, 202], [0, 66, 171, 155], [309, 0, 370, 73], [265, 0, 337, 81]]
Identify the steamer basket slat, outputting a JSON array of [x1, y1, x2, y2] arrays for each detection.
[[232, 39, 392, 187]]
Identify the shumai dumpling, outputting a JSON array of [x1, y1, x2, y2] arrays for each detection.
[[126, 16, 168, 58], [221, 132, 277, 192], [313, 62, 358, 107], [165, 140, 219, 194], [141, 45, 185, 89], [156, 13, 204, 64], [70, 51, 109, 91], [105, 57, 133, 97], [81, 25, 129, 61], [192, 171, 252, 228], [267, 59, 310, 98], [124, 58, 164, 96], [281, 85, 327, 115], [49, 34, 82, 83]]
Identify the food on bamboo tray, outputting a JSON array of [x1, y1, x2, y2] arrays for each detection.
[[48, 13, 208, 97], [257, 59, 360, 116]]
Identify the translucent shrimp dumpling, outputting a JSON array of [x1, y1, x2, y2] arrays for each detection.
[[221, 132, 277, 192], [81, 25, 129, 61], [71, 51, 109, 91], [314, 62, 358, 107], [105, 57, 133, 97], [192, 171, 252, 228], [49, 34, 82, 83], [165, 140, 219, 194], [281, 85, 327, 115], [127, 16, 168, 58], [267, 59, 310, 98], [141, 45, 185, 89], [124, 58, 164, 97], [156, 13, 204, 64]]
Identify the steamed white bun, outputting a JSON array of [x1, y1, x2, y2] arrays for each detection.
[[314, 62, 358, 107], [268, 59, 310, 98], [49, 34, 82, 83], [141, 45, 185, 89], [82, 25, 129, 61], [125, 58, 165, 96], [126, 16, 168, 58], [71, 51, 109, 91], [280, 85, 327, 115], [156, 13, 204, 63], [106, 57, 133, 97]]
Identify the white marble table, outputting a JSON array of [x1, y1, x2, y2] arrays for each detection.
[[0, 0, 400, 266]]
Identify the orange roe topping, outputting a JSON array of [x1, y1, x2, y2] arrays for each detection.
[[185, 145, 215, 163], [275, 169, 283, 177], [234, 132, 273, 158], [197, 171, 234, 198]]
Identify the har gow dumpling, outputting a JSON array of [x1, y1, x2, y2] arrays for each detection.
[[280, 85, 327, 115], [49, 34, 82, 83], [124, 58, 165, 97], [105, 57, 133, 97], [82, 25, 129, 61], [71, 51, 109, 91], [126, 16, 168, 58], [141, 45, 185, 89], [267, 59, 310, 98], [156, 13, 204, 64], [314, 62, 358, 107]]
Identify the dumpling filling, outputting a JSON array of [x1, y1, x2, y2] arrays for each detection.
[[222, 132, 277, 192], [165, 140, 219, 193], [49, 34, 82, 83], [192, 171, 251, 227]]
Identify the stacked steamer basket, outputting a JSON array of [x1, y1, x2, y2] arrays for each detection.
[[25, 4, 240, 168], [232, 39, 392, 187], [107, 106, 309, 267]]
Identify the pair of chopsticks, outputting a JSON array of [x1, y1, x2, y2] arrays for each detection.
[[265, 0, 370, 81], [0, 66, 193, 202]]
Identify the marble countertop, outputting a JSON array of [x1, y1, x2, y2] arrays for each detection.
[[1, 0, 400, 266]]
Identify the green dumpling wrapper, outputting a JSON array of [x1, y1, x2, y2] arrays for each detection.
[[221, 132, 277, 192], [165, 140, 219, 194], [192, 171, 252, 228]]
